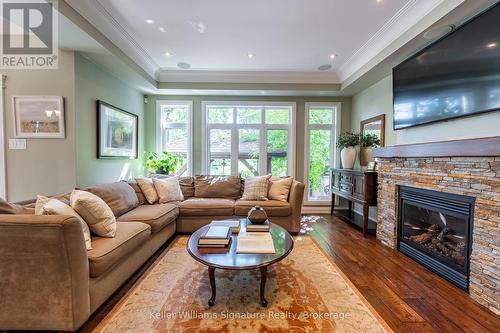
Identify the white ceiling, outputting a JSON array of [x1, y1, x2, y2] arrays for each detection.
[[65, 0, 462, 84], [102, 0, 409, 72]]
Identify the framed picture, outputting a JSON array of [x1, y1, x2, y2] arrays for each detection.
[[13, 96, 65, 138], [97, 100, 138, 159]]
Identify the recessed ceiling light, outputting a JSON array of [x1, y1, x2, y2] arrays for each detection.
[[165, 51, 172, 57], [145, 19, 154, 24], [487, 42, 498, 48], [376, 0, 383, 3], [329, 53, 337, 59], [318, 64, 332, 71], [423, 25, 454, 40], [177, 62, 191, 69], [247, 53, 255, 59], [158, 27, 166, 32]]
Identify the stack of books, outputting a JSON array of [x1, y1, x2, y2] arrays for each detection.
[[210, 220, 241, 233], [246, 219, 270, 232], [198, 226, 231, 248]]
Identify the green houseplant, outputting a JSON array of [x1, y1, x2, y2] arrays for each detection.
[[336, 132, 360, 169], [145, 151, 184, 175]]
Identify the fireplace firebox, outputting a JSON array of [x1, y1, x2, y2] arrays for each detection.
[[397, 186, 475, 291]]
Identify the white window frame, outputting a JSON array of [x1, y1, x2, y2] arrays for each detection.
[[201, 101, 296, 177], [155, 100, 193, 175], [304, 102, 341, 205]]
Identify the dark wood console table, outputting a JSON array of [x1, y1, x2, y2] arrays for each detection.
[[330, 168, 378, 236]]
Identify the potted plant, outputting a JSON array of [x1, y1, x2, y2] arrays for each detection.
[[336, 132, 360, 169], [145, 151, 184, 175], [361, 133, 381, 165]]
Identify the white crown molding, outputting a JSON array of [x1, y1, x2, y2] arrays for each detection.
[[157, 69, 340, 84], [63, 0, 462, 87], [338, 0, 447, 82], [65, 0, 159, 80]]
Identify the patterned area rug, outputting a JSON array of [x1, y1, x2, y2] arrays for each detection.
[[93, 236, 392, 333]]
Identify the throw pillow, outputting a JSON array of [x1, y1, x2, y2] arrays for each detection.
[[0, 198, 33, 214], [241, 175, 272, 201], [41, 197, 92, 250], [268, 177, 294, 202], [135, 178, 159, 204], [70, 190, 116, 237], [153, 178, 184, 203], [35, 195, 53, 215], [194, 175, 242, 199]]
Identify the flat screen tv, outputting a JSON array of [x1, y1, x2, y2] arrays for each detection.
[[393, 3, 500, 130]]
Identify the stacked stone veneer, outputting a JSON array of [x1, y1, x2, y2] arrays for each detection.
[[376, 156, 499, 315]]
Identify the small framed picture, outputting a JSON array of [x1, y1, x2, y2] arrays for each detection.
[[367, 161, 377, 171], [97, 100, 138, 159], [13, 96, 65, 138]]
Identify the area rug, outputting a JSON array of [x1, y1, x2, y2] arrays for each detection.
[[93, 236, 392, 333]]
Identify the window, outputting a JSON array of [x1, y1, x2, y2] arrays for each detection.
[[304, 102, 341, 203], [156, 100, 193, 175], [202, 102, 295, 177]]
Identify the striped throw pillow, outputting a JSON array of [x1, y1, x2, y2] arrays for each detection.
[[241, 175, 272, 201]]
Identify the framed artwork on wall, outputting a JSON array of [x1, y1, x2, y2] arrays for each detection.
[[97, 100, 138, 159], [13, 96, 65, 138]]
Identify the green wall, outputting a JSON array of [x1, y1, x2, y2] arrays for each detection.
[[144, 95, 352, 184], [75, 54, 145, 187]]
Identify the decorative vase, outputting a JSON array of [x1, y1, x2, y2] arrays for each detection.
[[247, 206, 268, 224], [361, 147, 374, 166], [341, 146, 357, 169]]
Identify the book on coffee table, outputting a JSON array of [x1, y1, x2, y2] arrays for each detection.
[[198, 226, 231, 247], [210, 220, 241, 233], [236, 231, 276, 254], [246, 219, 270, 232]]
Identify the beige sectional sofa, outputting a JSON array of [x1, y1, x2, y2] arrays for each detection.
[[0, 175, 304, 331]]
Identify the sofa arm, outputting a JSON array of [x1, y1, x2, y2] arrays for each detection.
[[0, 214, 90, 331], [288, 180, 305, 233]]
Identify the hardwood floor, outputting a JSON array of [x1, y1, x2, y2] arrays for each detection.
[[77, 214, 500, 332], [303, 214, 500, 333]]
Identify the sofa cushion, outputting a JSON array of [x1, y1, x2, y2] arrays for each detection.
[[178, 198, 235, 216], [235, 200, 291, 217], [70, 190, 117, 238], [87, 222, 151, 278], [124, 179, 147, 205], [194, 175, 241, 199], [135, 178, 159, 204], [83, 182, 138, 217], [153, 178, 184, 203], [268, 176, 294, 202], [241, 175, 272, 201], [117, 203, 178, 234], [153, 175, 195, 198]]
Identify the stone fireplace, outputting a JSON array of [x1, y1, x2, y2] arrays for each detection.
[[374, 137, 500, 315]]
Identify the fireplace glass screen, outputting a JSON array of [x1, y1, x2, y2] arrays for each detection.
[[401, 202, 467, 270]]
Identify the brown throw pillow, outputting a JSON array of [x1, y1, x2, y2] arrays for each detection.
[[268, 177, 294, 202], [0, 198, 32, 214], [124, 179, 147, 205], [135, 178, 159, 204], [241, 175, 272, 201], [82, 182, 138, 217], [194, 175, 241, 199]]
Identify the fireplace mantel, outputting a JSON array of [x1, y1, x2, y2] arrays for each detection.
[[373, 136, 500, 158]]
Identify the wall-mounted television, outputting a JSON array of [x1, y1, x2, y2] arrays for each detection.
[[393, 3, 500, 130]]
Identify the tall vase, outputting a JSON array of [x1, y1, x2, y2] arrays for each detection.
[[341, 146, 357, 169], [361, 147, 374, 166]]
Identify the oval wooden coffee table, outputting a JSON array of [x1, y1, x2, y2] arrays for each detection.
[[187, 218, 293, 307]]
